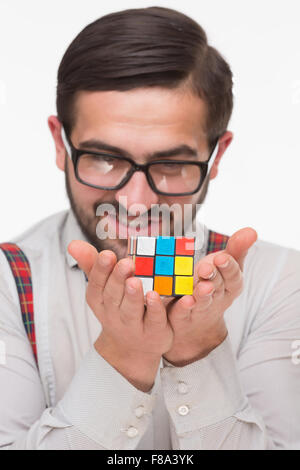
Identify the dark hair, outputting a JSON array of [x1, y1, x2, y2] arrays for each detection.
[[57, 6, 233, 150]]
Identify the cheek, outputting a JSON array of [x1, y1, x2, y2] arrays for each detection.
[[162, 195, 196, 216], [67, 159, 109, 208]]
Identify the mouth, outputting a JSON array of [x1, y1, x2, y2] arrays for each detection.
[[106, 213, 163, 237]]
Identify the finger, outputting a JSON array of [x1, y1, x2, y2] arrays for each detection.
[[195, 260, 223, 292], [87, 250, 117, 302], [191, 281, 215, 314], [194, 252, 218, 283], [225, 227, 258, 270], [68, 240, 98, 277], [119, 277, 145, 324], [161, 296, 178, 316], [144, 291, 168, 329], [103, 257, 135, 308], [161, 296, 176, 310], [213, 253, 243, 295], [167, 294, 196, 323]]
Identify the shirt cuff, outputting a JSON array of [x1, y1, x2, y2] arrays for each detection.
[[160, 335, 247, 434], [57, 346, 157, 449]]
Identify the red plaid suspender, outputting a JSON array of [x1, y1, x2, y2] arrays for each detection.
[[0, 230, 228, 367], [206, 230, 229, 254], [0, 243, 38, 366]]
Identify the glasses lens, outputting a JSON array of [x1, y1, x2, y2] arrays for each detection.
[[148, 162, 203, 194], [77, 154, 132, 188]]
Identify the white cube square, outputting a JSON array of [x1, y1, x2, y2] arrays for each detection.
[[136, 237, 156, 256], [138, 277, 154, 295]]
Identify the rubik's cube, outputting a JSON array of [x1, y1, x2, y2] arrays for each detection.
[[128, 236, 195, 297]]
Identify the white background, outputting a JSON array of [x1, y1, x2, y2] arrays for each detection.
[[0, 0, 299, 249]]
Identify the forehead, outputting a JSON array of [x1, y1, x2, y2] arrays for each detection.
[[72, 87, 208, 151]]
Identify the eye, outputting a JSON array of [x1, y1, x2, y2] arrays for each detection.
[[101, 155, 115, 163], [86, 154, 116, 164], [160, 162, 182, 172]]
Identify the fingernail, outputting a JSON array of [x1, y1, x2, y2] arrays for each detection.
[[205, 288, 215, 297], [100, 255, 111, 266], [215, 255, 230, 268], [118, 262, 131, 276], [147, 292, 157, 304], [218, 260, 229, 268], [126, 283, 136, 294]]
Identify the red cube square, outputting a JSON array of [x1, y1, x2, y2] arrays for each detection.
[[175, 237, 195, 255], [134, 256, 154, 276]]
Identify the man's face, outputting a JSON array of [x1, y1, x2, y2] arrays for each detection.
[[55, 87, 225, 260]]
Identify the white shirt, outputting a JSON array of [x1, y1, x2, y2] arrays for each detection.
[[0, 209, 300, 450]]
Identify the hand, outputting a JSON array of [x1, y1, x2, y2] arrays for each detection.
[[68, 240, 173, 391], [162, 227, 258, 366]]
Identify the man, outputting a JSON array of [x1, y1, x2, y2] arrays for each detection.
[[0, 6, 299, 450]]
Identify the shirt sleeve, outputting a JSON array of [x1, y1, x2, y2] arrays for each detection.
[[0, 274, 156, 450], [160, 246, 300, 450]]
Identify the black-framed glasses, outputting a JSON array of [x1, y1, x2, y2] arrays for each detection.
[[61, 128, 219, 196]]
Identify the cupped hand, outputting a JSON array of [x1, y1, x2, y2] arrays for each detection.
[[162, 227, 258, 366]]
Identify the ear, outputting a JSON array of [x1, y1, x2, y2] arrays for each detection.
[[209, 131, 233, 180], [48, 115, 66, 172]]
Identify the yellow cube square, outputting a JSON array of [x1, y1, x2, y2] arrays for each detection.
[[174, 276, 194, 295], [174, 256, 193, 276]]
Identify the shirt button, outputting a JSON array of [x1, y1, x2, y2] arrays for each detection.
[[178, 405, 190, 416], [134, 406, 145, 418], [127, 426, 139, 438], [177, 381, 188, 394]]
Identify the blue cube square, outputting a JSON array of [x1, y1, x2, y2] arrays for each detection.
[[156, 236, 175, 255], [155, 256, 174, 275]]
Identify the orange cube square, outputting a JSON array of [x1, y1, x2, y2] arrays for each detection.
[[154, 276, 173, 296]]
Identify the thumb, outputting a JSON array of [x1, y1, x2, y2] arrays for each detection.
[[68, 240, 98, 278], [225, 227, 258, 270]]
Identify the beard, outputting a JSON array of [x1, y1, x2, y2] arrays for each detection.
[[65, 161, 128, 260], [65, 158, 210, 260]]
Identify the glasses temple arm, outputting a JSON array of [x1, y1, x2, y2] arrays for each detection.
[[206, 140, 220, 175], [61, 127, 72, 158]]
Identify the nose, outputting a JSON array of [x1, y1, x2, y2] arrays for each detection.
[[115, 170, 159, 214]]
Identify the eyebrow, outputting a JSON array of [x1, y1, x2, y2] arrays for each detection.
[[78, 138, 199, 160]]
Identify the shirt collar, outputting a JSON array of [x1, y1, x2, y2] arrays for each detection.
[[62, 209, 89, 268]]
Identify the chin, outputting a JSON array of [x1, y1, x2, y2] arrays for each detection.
[[93, 236, 128, 261], [104, 239, 128, 261]]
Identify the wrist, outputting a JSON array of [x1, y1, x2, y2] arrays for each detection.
[[164, 328, 228, 367], [95, 333, 161, 392]]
